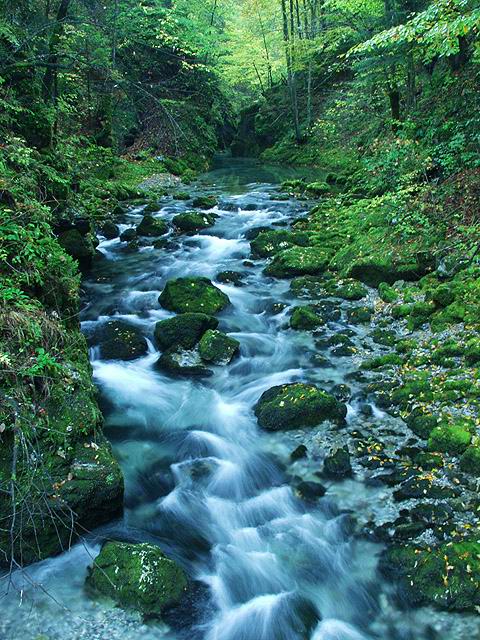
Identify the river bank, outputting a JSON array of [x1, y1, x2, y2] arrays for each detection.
[[1, 157, 479, 639]]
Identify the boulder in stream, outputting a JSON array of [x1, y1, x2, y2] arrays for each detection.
[[156, 348, 213, 377], [198, 330, 240, 365], [254, 383, 347, 431], [265, 246, 330, 278], [58, 229, 96, 269], [192, 195, 218, 209], [154, 313, 218, 350], [137, 214, 168, 237], [323, 446, 352, 478], [86, 541, 188, 617], [159, 277, 230, 315], [173, 211, 217, 234], [92, 320, 148, 360]]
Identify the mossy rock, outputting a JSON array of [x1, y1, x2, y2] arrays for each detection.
[[87, 541, 187, 617], [250, 230, 310, 258], [265, 247, 330, 278], [192, 195, 218, 209], [198, 330, 240, 365], [137, 215, 168, 237], [406, 410, 438, 439], [361, 354, 403, 370], [159, 277, 230, 315], [155, 348, 213, 378], [348, 256, 427, 287], [370, 328, 397, 347], [431, 284, 456, 308], [93, 320, 148, 361], [154, 313, 218, 351], [305, 182, 330, 196], [173, 211, 217, 234], [347, 306, 373, 325], [378, 282, 398, 303], [58, 229, 96, 269], [216, 271, 245, 286], [465, 339, 480, 365], [290, 305, 325, 330], [120, 228, 137, 242], [334, 279, 368, 301], [460, 446, 480, 475], [380, 541, 480, 612], [100, 220, 120, 239], [254, 383, 346, 431], [428, 422, 472, 455], [323, 446, 352, 478], [391, 303, 413, 319], [173, 192, 191, 201]]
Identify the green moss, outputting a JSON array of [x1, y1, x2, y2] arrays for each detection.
[[290, 305, 325, 330], [378, 282, 398, 303], [406, 410, 438, 439], [428, 422, 472, 455], [431, 284, 456, 308], [58, 229, 96, 268], [154, 313, 218, 350], [391, 303, 413, 319], [137, 215, 168, 237], [305, 181, 331, 196], [382, 541, 480, 612], [250, 230, 311, 258], [370, 328, 397, 346], [460, 446, 480, 475], [173, 211, 217, 233], [254, 383, 346, 431], [159, 277, 230, 315], [334, 279, 368, 301], [346, 306, 373, 324], [265, 246, 330, 278], [361, 354, 403, 370], [192, 195, 218, 209], [87, 541, 187, 617], [93, 320, 148, 361], [198, 329, 240, 365]]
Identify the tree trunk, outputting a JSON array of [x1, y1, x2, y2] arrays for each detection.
[[388, 88, 401, 129], [42, 0, 71, 105]]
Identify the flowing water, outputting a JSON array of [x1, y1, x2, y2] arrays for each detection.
[[1, 158, 475, 640]]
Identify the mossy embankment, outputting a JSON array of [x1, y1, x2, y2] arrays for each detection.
[[255, 170, 480, 614], [0, 137, 207, 567]]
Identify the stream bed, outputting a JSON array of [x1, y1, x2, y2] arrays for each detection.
[[1, 158, 477, 640]]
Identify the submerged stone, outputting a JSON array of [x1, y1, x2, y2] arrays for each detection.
[[154, 313, 218, 350], [216, 270, 245, 286], [86, 541, 187, 617], [159, 277, 230, 315], [265, 246, 330, 278], [254, 383, 346, 431], [198, 330, 240, 365]]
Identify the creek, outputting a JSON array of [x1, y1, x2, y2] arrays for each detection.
[[0, 158, 468, 640]]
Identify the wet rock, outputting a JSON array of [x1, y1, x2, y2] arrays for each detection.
[[380, 540, 480, 612], [406, 410, 438, 439], [290, 275, 331, 299], [334, 279, 368, 301], [460, 446, 480, 476], [410, 502, 453, 526], [245, 226, 270, 241], [120, 228, 137, 242], [250, 229, 310, 258], [323, 446, 352, 478], [93, 320, 148, 361], [58, 229, 96, 269], [159, 277, 230, 315], [290, 444, 308, 461], [297, 481, 327, 501], [290, 305, 325, 330], [154, 313, 218, 351], [156, 348, 213, 377], [346, 306, 373, 324], [370, 328, 397, 346], [86, 541, 187, 617], [192, 195, 218, 209], [198, 330, 240, 365], [173, 191, 191, 201], [137, 215, 168, 237], [216, 270, 245, 286], [393, 476, 457, 501], [331, 384, 351, 402], [268, 302, 288, 315], [265, 246, 330, 278], [173, 211, 217, 234], [100, 220, 120, 239], [254, 383, 347, 431], [311, 354, 331, 367]]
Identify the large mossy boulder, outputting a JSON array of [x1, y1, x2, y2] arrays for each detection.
[[58, 229, 96, 269], [159, 277, 230, 315], [380, 541, 480, 612], [198, 330, 240, 365], [347, 255, 431, 287], [93, 321, 148, 361], [154, 313, 218, 350], [87, 541, 188, 617], [265, 247, 330, 278], [173, 211, 217, 234], [250, 230, 310, 258], [254, 383, 347, 431], [427, 421, 472, 455], [137, 215, 168, 237]]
